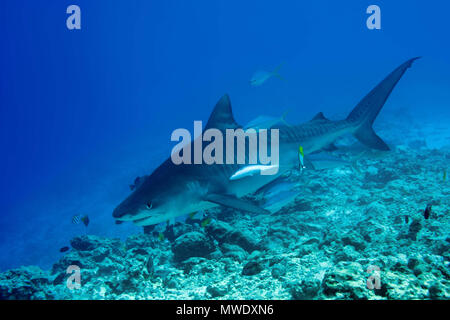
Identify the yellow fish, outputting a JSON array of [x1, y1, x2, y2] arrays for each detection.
[[444, 169, 447, 182], [298, 145, 305, 170], [158, 232, 164, 241], [188, 212, 197, 219], [201, 218, 212, 228]]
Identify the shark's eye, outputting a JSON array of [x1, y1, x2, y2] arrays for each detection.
[[146, 202, 153, 210]]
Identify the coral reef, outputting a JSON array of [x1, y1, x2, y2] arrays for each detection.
[[0, 138, 449, 300]]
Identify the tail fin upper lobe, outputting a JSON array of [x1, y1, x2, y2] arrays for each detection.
[[346, 57, 420, 150]]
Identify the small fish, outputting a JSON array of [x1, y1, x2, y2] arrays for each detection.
[[72, 215, 81, 224], [298, 145, 305, 171], [130, 175, 148, 191], [424, 204, 432, 219], [115, 220, 124, 225], [444, 170, 447, 182], [158, 232, 164, 241], [81, 215, 89, 227], [201, 217, 212, 228], [59, 246, 70, 253], [243, 111, 290, 131], [187, 210, 205, 221], [404, 215, 409, 224], [306, 152, 351, 170], [229, 164, 279, 181], [249, 64, 284, 87], [72, 214, 89, 227], [130, 176, 141, 191], [188, 212, 197, 219]]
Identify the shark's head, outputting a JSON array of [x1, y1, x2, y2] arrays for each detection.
[[112, 160, 200, 226], [112, 94, 246, 226]]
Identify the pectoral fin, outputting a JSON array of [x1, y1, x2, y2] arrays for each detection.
[[204, 194, 269, 215]]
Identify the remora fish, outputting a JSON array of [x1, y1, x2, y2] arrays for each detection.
[[113, 58, 419, 226], [305, 152, 351, 170], [243, 111, 290, 131], [249, 64, 284, 86]]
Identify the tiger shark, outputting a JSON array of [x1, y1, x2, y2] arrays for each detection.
[[113, 57, 419, 226]]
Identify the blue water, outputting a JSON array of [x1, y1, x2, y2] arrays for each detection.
[[0, 0, 449, 271]]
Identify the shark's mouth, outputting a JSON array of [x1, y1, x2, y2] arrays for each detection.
[[133, 214, 167, 227], [114, 208, 152, 221]]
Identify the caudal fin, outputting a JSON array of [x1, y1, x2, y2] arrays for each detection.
[[346, 57, 420, 150], [272, 63, 285, 81]]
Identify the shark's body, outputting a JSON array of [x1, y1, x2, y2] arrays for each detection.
[[243, 111, 290, 131], [113, 58, 419, 226]]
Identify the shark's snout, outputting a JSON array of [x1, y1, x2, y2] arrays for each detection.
[[112, 202, 138, 221], [113, 200, 154, 222], [112, 206, 127, 219]]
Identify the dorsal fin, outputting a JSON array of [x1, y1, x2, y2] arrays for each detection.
[[205, 94, 240, 130], [311, 112, 330, 122]]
